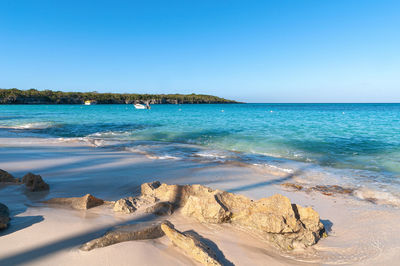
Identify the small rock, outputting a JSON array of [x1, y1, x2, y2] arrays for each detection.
[[44, 194, 104, 210], [80, 220, 170, 251], [161, 223, 222, 266], [113, 198, 137, 214], [145, 202, 173, 216], [22, 172, 49, 192], [0, 169, 19, 183], [0, 203, 10, 230]]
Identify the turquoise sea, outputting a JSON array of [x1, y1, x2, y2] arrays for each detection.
[[1, 103, 400, 204]]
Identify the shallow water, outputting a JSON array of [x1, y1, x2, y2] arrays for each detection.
[[0, 103, 399, 205]]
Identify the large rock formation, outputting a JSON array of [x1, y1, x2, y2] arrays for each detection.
[[141, 181, 325, 249], [0, 203, 10, 230], [0, 169, 19, 183], [80, 220, 170, 251], [22, 173, 49, 192], [161, 223, 222, 266], [45, 194, 104, 210]]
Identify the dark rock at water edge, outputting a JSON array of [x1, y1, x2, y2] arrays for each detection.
[[22, 173, 49, 192], [0, 169, 20, 183], [0, 203, 10, 230]]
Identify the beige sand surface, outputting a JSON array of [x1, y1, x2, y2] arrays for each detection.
[[1, 137, 400, 265]]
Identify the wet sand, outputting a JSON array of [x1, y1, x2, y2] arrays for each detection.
[[1, 137, 400, 265]]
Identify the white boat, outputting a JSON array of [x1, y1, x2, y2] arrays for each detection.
[[134, 104, 146, 109], [84, 100, 93, 105]]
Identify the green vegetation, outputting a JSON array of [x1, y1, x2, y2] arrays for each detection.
[[0, 88, 238, 104]]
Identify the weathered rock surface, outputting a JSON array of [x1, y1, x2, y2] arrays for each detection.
[[182, 195, 231, 223], [0, 203, 10, 230], [113, 198, 137, 213], [45, 194, 104, 210], [141, 181, 225, 208], [22, 172, 49, 192], [113, 196, 156, 214], [80, 220, 170, 251], [141, 181, 325, 249], [161, 223, 222, 266], [145, 202, 173, 216], [0, 169, 19, 183]]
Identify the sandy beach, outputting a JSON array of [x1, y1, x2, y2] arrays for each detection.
[[2, 0, 399, 264], [1, 136, 399, 265]]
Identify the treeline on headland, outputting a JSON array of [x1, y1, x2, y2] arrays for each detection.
[[0, 88, 238, 104]]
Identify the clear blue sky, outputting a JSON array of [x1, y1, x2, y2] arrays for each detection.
[[1, 0, 399, 102]]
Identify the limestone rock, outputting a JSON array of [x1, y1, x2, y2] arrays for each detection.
[[22, 172, 49, 192], [145, 202, 173, 216], [141, 181, 325, 249], [45, 194, 104, 210], [161, 223, 222, 266], [113, 198, 137, 214], [80, 220, 170, 251], [113, 196, 156, 214], [0, 203, 10, 230], [293, 204, 322, 232], [181, 195, 230, 223], [141, 182, 223, 207], [219, 193, 302, 233], [0, 169, 19, 183]]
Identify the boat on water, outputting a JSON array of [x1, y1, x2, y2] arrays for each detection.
[[84, 100, 95, 105], [134, 104, 146, 109], [134, 103, 151, 109]]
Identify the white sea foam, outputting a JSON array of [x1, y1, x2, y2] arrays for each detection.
[[88, 131, 131, 138], [353, 187, 400, 207], [146, 155, 181, 160], [251, 163, 295, 174], [0, 122, 55, 130]]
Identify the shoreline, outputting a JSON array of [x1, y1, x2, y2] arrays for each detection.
[[1, 137, 400, 265]]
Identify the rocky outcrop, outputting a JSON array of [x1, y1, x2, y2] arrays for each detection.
[[45, 194, 104, 210], [141, 181, 325, 249], [145, 202, 173, 216], [22, 173, 49, 192], [113, 198, 137, 214], [113, 196, 156, 214], [0, 203, 10, 230], [161, 223, 222, 266], [0, 169, 19, 183], [80, 220, 170, 251]]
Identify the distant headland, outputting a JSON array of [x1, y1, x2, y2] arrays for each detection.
[[0, 88, 238, 104]]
